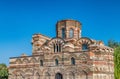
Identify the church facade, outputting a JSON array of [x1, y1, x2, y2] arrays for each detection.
[[9, 19, 114, 79]]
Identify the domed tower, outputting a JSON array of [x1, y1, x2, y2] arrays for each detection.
[[56, 19, 82, 40]]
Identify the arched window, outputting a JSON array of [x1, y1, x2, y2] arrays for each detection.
[[59, 43, 61, 52], [71, 57, 75, 65], [56, 44, 59, 52], [55, 73, 63, 79], [54, 43, 61, 53], [40, 60, 43, 66], [54, 44, 56, 52], [62, 28, 65, 38], [55, 59, 59, 66], [69, 29, 74, 38], [82, 44, 88, 51]]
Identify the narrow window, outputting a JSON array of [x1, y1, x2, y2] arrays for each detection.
[[62, 28, 65, 38], [69, 29, 74, 38], [54, 44, 56, 52], [56, 44, 59, 52], [55, 59, 58, 66], [71, 57, 75, 65], [59, 43, 61, 52], [54, 43, 61, 53], [40, 60, 43, 66], [82, 44, 88, 51], [55, 73, 63, 79]]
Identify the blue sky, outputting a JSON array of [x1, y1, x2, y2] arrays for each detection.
[[0, 0, 120, 65]]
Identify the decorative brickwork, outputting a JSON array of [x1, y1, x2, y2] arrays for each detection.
[[9, 19, 114, 79]]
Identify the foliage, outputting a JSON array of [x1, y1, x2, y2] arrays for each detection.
[[108, 40, 120, 48], [114, 46, 120, 79], [0, 63, 8, 79], [108, 40, 120, 79]]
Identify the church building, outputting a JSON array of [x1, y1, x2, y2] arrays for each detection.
[[9, 19, 114, 79]]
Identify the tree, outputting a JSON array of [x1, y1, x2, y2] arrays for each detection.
[[108, 40, 120, 79], [0, 63, 8, 79], [108, 40, 120, 48], [114, 46, 120, 79]]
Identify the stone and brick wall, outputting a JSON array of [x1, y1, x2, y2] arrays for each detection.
[[9, 19, 114, 79]]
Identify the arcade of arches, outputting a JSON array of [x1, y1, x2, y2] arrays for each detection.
[[9, 19, 114, 79]]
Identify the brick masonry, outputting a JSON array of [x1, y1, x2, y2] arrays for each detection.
[[9, 19, 114, 79]]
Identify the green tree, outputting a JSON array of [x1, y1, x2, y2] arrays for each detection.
[[108, 40, 120, 79], [108, 40, 120, 48], [0, 63, 8, 79], [114, 46, 120, 79]]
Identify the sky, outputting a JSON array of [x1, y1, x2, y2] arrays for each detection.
[[0, 0, 120, 65]]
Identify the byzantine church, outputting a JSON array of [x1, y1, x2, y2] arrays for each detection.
[[9, 19, 114, 79]]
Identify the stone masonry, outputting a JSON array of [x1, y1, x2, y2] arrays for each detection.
[[9, 19, 114, 79]]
